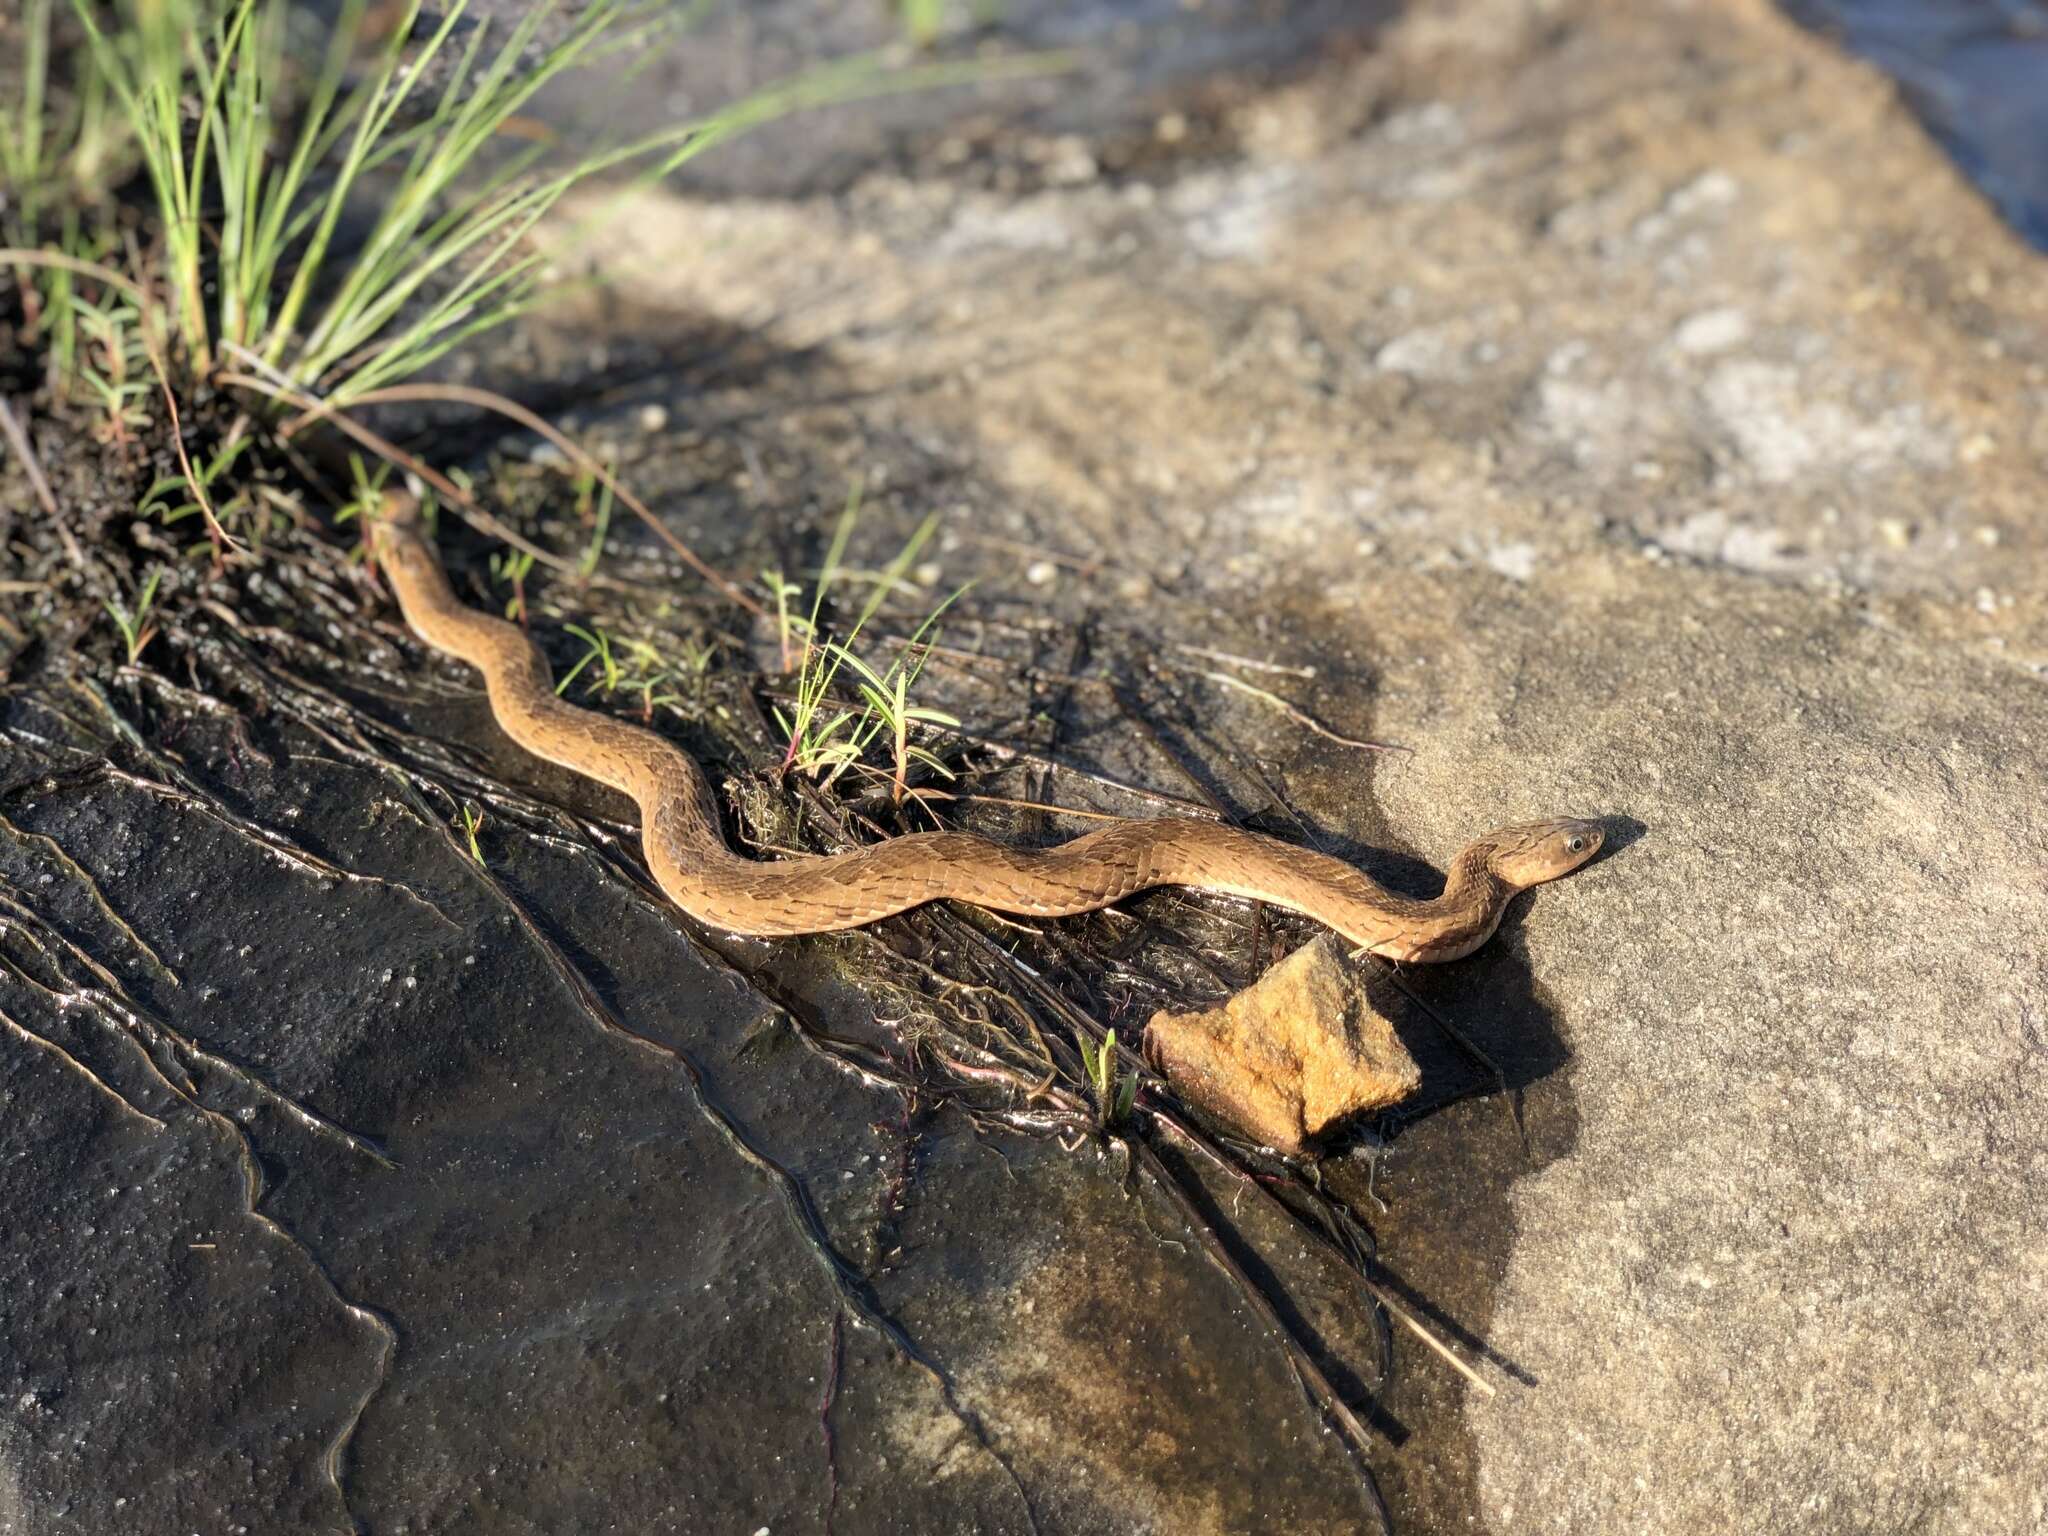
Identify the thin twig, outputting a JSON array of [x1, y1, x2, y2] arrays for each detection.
[[0, 396, 81, 570], [151, 364, 242, 566], [956, 532, 1102, 576], [908, 721, 1229, 819], [1141, 1107, 1497, 1398], [0, 247, 144, 298], [212, 363, 586, 584], [930, 899, 1497, 1400], [918, 790, 1122, 823], [1173, 643, 1318, 679], [1195, 669, 1411, 755], [1132, 1140, 1392, 1531], [277, 376, 765, 618]]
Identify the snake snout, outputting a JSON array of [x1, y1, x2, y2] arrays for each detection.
[[369, 488, 422, 531]]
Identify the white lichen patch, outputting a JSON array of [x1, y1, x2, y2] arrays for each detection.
[[1170, 164, 1302, 261], [1485, 540, 1541, 582], [938, 194, 1082, 255], [1703, 360, 1952, 484], [1672, 307, 1752, 355]]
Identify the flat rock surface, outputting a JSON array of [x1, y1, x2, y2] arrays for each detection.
[[5, 1, 2047, 1533]]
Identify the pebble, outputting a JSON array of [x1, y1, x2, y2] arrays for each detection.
[[1673, 307, 1751, 355], [1043, 136, 1098, 185]]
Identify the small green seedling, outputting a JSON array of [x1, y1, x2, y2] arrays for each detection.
[[676, 635, 716, 677], [894, 0, 946, 48], [575, 463, 615, 579], [761, 568, 809, 673], [776, 644, 861, 782], [620, 638, 683, 721], [457, 803, 485, 863], [773, 480, 866, 777], [102, 566, 162, 665], [830, 641, 960, 807], [333, 453, 391, 526], [491, 548, 537, 625], [67, 293, 150, 441], [1080, 1028, 1138, 1132], [553, 624, 690, 719], [771, 485, 967, 795], [139, 428, 256, 554], [557, 623, 621, 696]]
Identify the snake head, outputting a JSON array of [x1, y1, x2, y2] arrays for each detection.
[[1482, 818, 1604, 889], [364, 488, 419, 549]]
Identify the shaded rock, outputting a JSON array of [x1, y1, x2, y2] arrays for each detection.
[[1145, 936, 1420, 1154]]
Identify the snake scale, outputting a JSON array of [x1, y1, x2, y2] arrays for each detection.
[[370, 496, 1602, 961]]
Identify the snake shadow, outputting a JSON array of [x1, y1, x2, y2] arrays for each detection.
[[1368, 811, 1638, 1122], [1282, 812, 1644, 1119]]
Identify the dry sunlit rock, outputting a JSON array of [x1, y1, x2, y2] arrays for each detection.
[[1144, 935, 1420, 1154]]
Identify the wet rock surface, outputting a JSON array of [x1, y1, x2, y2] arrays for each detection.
[[0, 684, 1385, 1536], [6, 1, 2048, 1533]]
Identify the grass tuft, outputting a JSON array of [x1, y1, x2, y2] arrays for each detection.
[[553, 621, 691, 723], [557, 622, 622, 698], [101, 566, 163, 665], [69, 0, 648, 392], [491, 548, 537, 626], [52, 0, 1059, 414], [771, 483, 966, 802], [2, 0, 121, 247]]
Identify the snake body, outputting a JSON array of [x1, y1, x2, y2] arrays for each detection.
[[372, 501, 1601, 961]]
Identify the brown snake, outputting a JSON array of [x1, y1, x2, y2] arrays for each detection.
[[371, 496, 1602, 961]]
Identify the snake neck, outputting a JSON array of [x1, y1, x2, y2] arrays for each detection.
[[1367, 843, 1514, 963]]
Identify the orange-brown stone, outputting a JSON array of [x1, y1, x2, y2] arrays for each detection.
[[1144, 936, 1421, 1155]]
